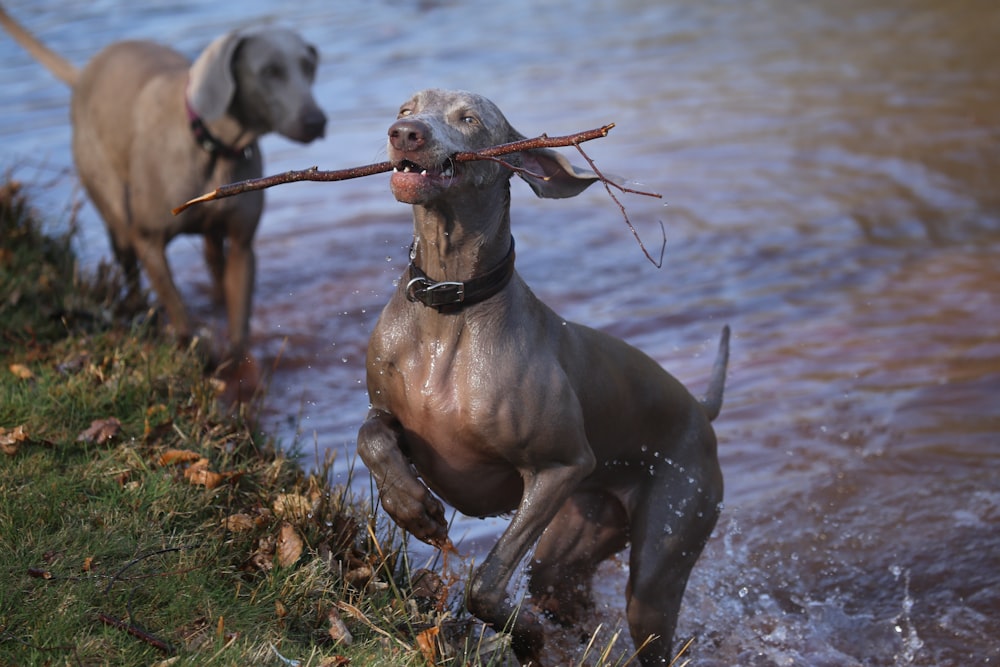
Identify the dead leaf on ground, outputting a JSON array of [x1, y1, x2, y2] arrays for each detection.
[[149, 658, 180, 667], [416, 626, 440, 666], [220, 513, 257, 532], [56, 352, 90, 375], [272, 492, 313, 520], [9, 363, 33, 380], [275, 521, 304, 567], [183, 458, 222, 489], [158, 449, 202, 466], [82, 556, 94, 572], [1, 424, 28, 455], [327, 607, 353, 645], [344, 562, 374, 588], [76, 417, 121, 445], [318, 656, 350, 667]]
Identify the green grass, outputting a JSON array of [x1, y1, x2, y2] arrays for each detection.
[[0, 179, 480, 667], [0, 178, 666, 667]]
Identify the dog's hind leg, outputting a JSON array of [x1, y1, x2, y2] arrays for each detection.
[[624, 458, 722, 664], [528, 490, 629, 625]]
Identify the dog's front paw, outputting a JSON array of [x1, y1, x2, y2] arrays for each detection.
[[380, 484, 450, 545]]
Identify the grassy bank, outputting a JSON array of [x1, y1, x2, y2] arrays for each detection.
[[0, 181, 515, 667]]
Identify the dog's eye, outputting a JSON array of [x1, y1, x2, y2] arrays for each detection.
[[461, 115, 480, 126], [262, 63, 286, 80], [398, 107, 413, 118]]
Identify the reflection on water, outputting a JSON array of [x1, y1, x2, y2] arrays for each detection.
[[1, 0, 998, 664]]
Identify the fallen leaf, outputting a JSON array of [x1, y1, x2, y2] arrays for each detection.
[[411, 568, 445, 600], [318, 657, 350, 667], [416, 626, 440, 666], [82, 557, 94, 572], [184, 460, 226, 489], [158, 449, 202, 466], [221, 513, 257, 532], [76, 417, 121, 445], [275, 521, 304, 567], [150, 658, 180, 667], [8, 363, 33, 380], [272, 492, 313, 519], [327, 608, 353, 645], [209, 377, 227, 396], [56, 352, 90, 375], [344, 563, 374, 588], [274, 600, 287, 618], [0, 424, 28, 455]]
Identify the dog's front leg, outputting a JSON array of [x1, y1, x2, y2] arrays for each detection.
[[131, 232, 192, 344], [357, 409, 450, 547], [469, 454, 595, 664], [222, 237, 255, 357]]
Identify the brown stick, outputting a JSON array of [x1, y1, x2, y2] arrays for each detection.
[[171, 121, 668, 266], [171, 124, 616, 215], [98, 612, 174, 654]]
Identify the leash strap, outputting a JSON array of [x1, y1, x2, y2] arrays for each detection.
[[406, 238, 516, 313]]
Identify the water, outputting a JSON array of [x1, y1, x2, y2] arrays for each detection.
[[2, 1, 998, 664]]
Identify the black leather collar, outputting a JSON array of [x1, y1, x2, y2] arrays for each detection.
[[406, 238, 516, 313]]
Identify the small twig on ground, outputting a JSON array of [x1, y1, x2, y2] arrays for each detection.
[[103, 544, 201, 594], [97, 612, 175, 654]]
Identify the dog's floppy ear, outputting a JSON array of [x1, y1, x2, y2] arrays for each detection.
[[186, 29, 250, 121], [516, 147, 602, 199]]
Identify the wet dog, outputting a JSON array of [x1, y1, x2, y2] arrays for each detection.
[[357, 88, 729, 665]]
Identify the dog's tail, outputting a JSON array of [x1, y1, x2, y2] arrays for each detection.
[[0, 5, 79, 86], [700, 325, 730, 421]]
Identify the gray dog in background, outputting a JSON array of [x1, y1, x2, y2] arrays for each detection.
[[358, 88, 729, 665], [0, 6, 326, 364]]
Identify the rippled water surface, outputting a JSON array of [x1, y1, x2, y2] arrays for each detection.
[[2, 1, 998, 664]]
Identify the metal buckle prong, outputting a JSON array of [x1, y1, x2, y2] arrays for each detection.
[[406, 277, 465, 307]]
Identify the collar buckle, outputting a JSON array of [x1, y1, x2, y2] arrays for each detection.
[[406, 277, 465, 308], [405, 238, 515, 313]]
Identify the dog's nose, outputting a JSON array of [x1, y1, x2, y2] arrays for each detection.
[[301, 107, 327, 140], [389, 119, 430, 152]]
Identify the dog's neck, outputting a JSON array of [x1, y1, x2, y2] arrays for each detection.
[[185, 98, 256, 161], [408, 183, 513, 283]]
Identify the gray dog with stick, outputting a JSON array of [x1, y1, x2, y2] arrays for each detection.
[[0, 6, 326, 364], [357, 88, 729, 665]]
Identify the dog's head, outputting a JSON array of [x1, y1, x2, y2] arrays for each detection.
[[187, 27, 327, 144], [387, 89, 599, 205]]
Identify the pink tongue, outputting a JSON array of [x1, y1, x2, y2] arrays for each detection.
[[390, 170, 435, 203]]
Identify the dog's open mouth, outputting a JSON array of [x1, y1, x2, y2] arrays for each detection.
[[390, 157, 459, 203], [392, 158, 455, 179]]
